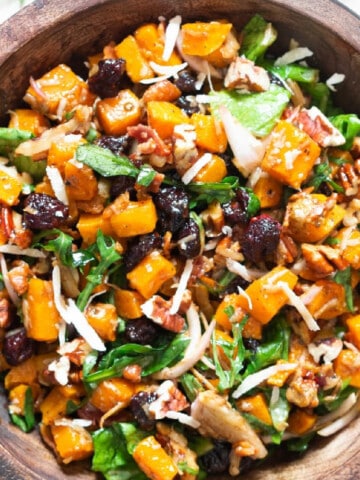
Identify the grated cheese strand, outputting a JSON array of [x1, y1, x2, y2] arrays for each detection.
[[162, 15, 182, 61], [181, 153, 213, 184], [169, 258, 193, 314]]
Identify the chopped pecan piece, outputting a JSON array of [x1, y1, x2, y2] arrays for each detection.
[[224, 57, 270, 92]]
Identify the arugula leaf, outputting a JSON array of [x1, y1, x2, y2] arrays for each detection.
[[209, 85, 291, 137], [42, 229, 95, 268], [260, 60, 319, 84], [330, 114, 360, 150], [245, 316, 290, 375], [180, 373, 205, 402], [10, 387, 35, 433], [333, 266, 355, 313], [187, 176, 239, 207], [76, 144, 139, 177], [241, 412, 279, 437], [306, 160, 344, 193], [239, 14, 277, 62], [92, 424, 147, 480], [77, 231, 122, 311], [317, 381, 356, 414], [136, 164, 157, 187], [0, 127, 34, 156]]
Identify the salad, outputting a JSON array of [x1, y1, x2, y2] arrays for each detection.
[[1, 12, 360, 479]]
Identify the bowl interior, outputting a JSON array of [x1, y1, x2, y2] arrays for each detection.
[[0, 0, 360, 479]]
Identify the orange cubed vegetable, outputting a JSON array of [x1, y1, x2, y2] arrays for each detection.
[[40, 386, 78, 425], [64, 161, 98, 201], [346, 315, 360, 349], [236, 392, 272, 425], [24, 64, 94, 118], [194, 154, 227, 183], [115, 35, 153, 83], [305, 279, 347, 320], [287, 409, 317, 435], [24, 278, 60, 342], [283, 193, 345, 243], [8, 109, 50, 136], [134, 23, 182, 66], [334, 349, 360, 388], [252, 173, 283, 209], [114, 288, 145, 319], [242, 316, 263, 340], [85, 303, 118, 342], [0, 170, 22, 206], [261, 120, 321, 189], [181, 22, 233, 56], [204, 29, 240, 68], [97, 89, 142, 136], [77, 213, 114, 245], [337, 228, 360, 269], [51, 423, 93, 464], [47, 135, 85, 174], [142, 80, 181, 104], [267, 360, 297, 387], [127, 251, 176, 299], [4, 357, 38, 390], [245, 266, 298, 324], [110, 197, 157, 238], [90, 377, 135, 412], [147, 101, 190, 139], [133, 435, 178, 480], [191, 113, 227, 153], [214, 293, 248, 331], [8, 384, 40, 416]]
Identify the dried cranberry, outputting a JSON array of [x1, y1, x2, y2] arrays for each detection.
[[175, 96, 200, 115], [176, 217, 201, 258], [129, 390, 158, 430], [153, 186, 189, 234], [3, 328, 35, 366], [199, 440, 231, 474], [77, 402, 103, 428], [241, 214, 281, 264], [124, 233, 162, 272], [23, 193, 69, 230], [95, 134, 133, 156], [174, 70, 198, 94], [124, 317, 160, 345], [110, 175, 137, 199], [88, 59, 126, 98], [222, 188, 250, 225]]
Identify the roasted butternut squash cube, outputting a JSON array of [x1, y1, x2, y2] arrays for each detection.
[[287, 409, 317, 435], [252, 173, 283, 209], [134, 23, 182, 66], [51, 423, 93, 464], [97, 89, 142, 136], [40, 386, 79, 425], [115, 35, 154, 83], [305, 279, 347, 320], [346, 314, 360, 350], [0, 170, 22, 206], [24, 278, 60, 342], [191, 113, 227, 153], [334, 349, 360, 388], [194, 154, 227, 183], [64, 161, 98, 201], [133, 435, 178, 480], [127, 251, 176, 299], [24, 64, 95, 119], [336, 228, 360, 269], [261, 120, 321, 189], [90, 378, 136, 412], [8, 109, 50, 136], [85, 303, 118, 342], [237, 392, 272, 425], [147, 101, 190, 139], [77, 213, 114, 245], [114, 288, 145, 319], [180, 22, 233, 56], [48, 135, 85, 174], [109, 197, 157, 237]]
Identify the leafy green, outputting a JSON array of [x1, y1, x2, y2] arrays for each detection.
[[85, 333, 189, 383], [306, 160, 344, 193], [187, 176, 239, 207], [11, 155, 46, 182], [241, 412, 279, 438], [245, 316, 290, 375], [77, 231, 122, 311], [260, 60, 319, 84], [269, 388, 290, 433], [333, 266, 355, 313], [180, 373, 204, 402], [285, 433, 315, 453], [239, 14, 277, 62], [317, 380, 356, 413], [330, 114, 360, 150], [209, 85, 291, 137], [242, 187, 261, 218], [0, 127, 34, 156], [92, 424, 147, 480], [76, 144, 139, 177], [9, 387, 35, 433], [136, 164, 157, 187]]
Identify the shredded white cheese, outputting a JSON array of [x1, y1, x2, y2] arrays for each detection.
[[274, 47, 313, 66], [162, 15, 182, 61], [46, 166, 69, 205], [47, 355, 70, 386], [317, 400, 360, 437], [226, 257, 264, 282], [326, 72, 346, 92], [165, 411, 201, 428], [169, 258, 193, 314], [181, 153, 213, 184]]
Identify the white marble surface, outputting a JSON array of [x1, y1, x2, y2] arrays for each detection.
[[0, 0, 359, 22]]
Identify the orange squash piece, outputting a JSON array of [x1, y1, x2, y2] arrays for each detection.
[[180, 22, 233, 56], [64, 161, 98, 201], [337, 228, 360, 269], [24, 278, 60, 342], [305, 279, 347, 320], [237, 392, 272, 425], [97, 89, 142, 136], [334, 349, 360, 388], [127, 251, 176, 299], [47, 136, 85, 174], [114, 288, 145, 319], [40, 386, 79, 425], [252, 173, 283, 209], [261, 120, 321, 189], [191, 113, 227, 153], [24, 64, 95, 119], [134, 23, 182, 66], [147, 101, 190, 139], [109, 197, 157, 238], [90, 377, 136, 412], [77, 213, 114, 245], [51, 423, 94, 464], [288, 409, 317, 435], [346, 315, 360, 350], [142, 80, 181, 104], [85, 303, 118, 342], [194, 154, 227, 183], [115, 35, 154, 83], [133, 435, 178, 480], [8, 109, 50, 136], [0, 170, 22, 206]]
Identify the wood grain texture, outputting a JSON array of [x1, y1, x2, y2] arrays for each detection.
[[0, 0, 360, 478]]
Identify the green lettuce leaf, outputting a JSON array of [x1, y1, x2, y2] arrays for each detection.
[[239, 14, 277, 61], [0, 127, 34, 156], [76, 144, 139, 177], [330, 114, 360, 150]]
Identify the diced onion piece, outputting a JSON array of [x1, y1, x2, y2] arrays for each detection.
[[274, 47, 313, 66], [169, 258, 193, 314], [0, 244, 46, 258], [219, 105, 265, 178], [163, 15, 182, 61], [52, 265, 106, 351], [277, 281, 320, 331], [326, 72, 345, 92], [232, 363, 297, 399], [0, 253, 20, 306], [46, 166, 69, 205], [165, 411, 201, 429], [226, 257, 264, 282], [317, 400, 360, 437], [181, 153, 213, 184], [154, 304, 215, 379], [29, 76, 47, 100]]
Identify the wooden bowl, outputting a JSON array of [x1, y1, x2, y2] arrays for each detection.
[[0, 0, 360, 478]]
